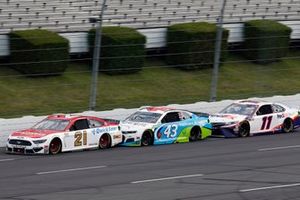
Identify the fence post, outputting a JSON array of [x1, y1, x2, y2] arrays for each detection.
[[89, 0, 107, 110], [209, 0, 227, 102]]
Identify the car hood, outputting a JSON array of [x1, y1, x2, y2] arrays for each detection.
[[120, 121, 154, 131], [209, 113, 247, 123], [10, 129, 60, 139]]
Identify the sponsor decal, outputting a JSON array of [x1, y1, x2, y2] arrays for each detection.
[[277, 114, 284, 119], [113, 135, 122, 139], [92, 126, 118, 135]]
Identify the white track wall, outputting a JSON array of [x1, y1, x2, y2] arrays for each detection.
[[1, 94, 300, 147]]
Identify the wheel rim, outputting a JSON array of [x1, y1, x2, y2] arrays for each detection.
[[190, 129, 200, 141], [50, 140, 61, 154], [142, 133, 151, 146], [239, 124, 249, 137], [283, 119, 293, 132], [100, 134, 109, 148]]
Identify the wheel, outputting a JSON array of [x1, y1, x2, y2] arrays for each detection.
[[189, 127, 201, 142], [282, 118, 294, 133], [141, 131, 153, 146], [99, 134, 111, 149], [49, 138, 62, 155], [238, 122, 250, 137]]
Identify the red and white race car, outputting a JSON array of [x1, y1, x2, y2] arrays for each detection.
[[6, 114, 122, 154], [209, 100, 300, 137]]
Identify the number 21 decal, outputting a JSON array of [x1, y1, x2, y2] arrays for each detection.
[[74, 131, 87, 146], [261, 116, 273, 130]]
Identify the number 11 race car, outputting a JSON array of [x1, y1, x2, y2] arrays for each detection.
[[6, 114, 122, 154], [209, 100, 300, 137], [120, 106, 212, 146]]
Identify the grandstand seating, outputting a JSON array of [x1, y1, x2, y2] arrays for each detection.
[[0, 0, 299, 33]]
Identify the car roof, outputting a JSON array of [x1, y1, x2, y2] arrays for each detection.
[[235, 100, 270, 106], [46, 114, 93, 121], [138, 106, 175, 114]]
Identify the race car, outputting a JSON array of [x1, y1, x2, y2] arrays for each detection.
[[6, 114, 122, 154], [120, 106, 212, 146], [209, 100, 300, 137]]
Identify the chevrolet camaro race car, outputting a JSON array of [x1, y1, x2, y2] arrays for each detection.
[[120, 106, 212, 146], [209, 100, 300, 137], [6, 114, 122, 154]]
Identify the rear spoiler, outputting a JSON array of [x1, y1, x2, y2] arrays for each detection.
[[103, 118, 120, 124], [192, 112, 210, 118]]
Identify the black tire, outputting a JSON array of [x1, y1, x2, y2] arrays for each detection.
[[99, 134, 111, 149], [141, 131, 153, 146], [238, 122, 250, 137], [49, 138, 62, 155], [189, 127, 201, 142], [282, 118, 294, 133]]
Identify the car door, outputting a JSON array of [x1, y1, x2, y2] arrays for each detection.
[[251, 104, 277, 134], [154, 111, 191, 144], [67, 119, 90, 150]]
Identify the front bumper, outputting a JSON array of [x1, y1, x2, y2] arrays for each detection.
[[6, 138, 48, 154], [211, 123, 239, 138], [119, 133, 141, 146]]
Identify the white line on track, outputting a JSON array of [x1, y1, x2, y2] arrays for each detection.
[[240, 183, 300, 192], [258, 145, 300, 151], [0, 158, 15, 162], [36, 165, 106, 175], [131, 174, 204, 184]]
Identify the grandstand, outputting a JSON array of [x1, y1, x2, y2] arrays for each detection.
[[0, 0, 299, 55]]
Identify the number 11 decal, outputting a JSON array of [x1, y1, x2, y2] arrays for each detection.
[[261, 116, 273, 130]]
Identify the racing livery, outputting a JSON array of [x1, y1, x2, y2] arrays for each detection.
[[6, 114, 122, 154], [209, 100, 300, 137], [120, 106, 212, 146]]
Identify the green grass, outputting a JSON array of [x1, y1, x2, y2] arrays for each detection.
[[0, 51, 300, 118]]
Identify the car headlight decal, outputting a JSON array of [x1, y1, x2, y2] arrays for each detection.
[[33, 139, 47, 144]]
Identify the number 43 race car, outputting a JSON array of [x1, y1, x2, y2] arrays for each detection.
[[6, 114, 122, 154], [209, 100, 300, 137], [120, 106, 212, 146]]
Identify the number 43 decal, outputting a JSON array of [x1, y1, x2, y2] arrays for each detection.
[[164, 124, 178, 138]]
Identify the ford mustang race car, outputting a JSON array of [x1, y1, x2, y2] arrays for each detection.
[[120, 106, 212, 146], [6, 114, 122, 154], [209, 100, 300, 137]]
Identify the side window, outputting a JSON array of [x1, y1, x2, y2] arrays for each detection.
[[256, 105, 273, 116], [88, 119, 104, 128], [179, 112, 191, 121], [161, 112, 180, 123], [70, 119, 89, 131], [273, 104, 285, 113]]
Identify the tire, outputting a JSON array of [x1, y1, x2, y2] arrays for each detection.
[[49, 138, 62, 155], [141, 131, 153, 146], [238, 122, 250, 137], [99, 134, 111, 149], [282, 118, 294, 133], [189, 127, 201, 142]]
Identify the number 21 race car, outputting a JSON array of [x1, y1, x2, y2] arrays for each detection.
[[209, 100, 300, 137], [120, 106, 212, 146], [6, 114, 122, 154]]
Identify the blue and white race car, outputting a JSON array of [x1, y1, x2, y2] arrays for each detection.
[[120, 106, 212, 146]]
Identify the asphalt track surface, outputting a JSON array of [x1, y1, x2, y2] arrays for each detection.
[[1, 132, 300, 200]]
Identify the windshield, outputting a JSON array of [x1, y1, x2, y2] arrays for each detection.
[[125, 111, 162, 123], [220, 103, 257, 116], [32, 119, 70, 131]]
